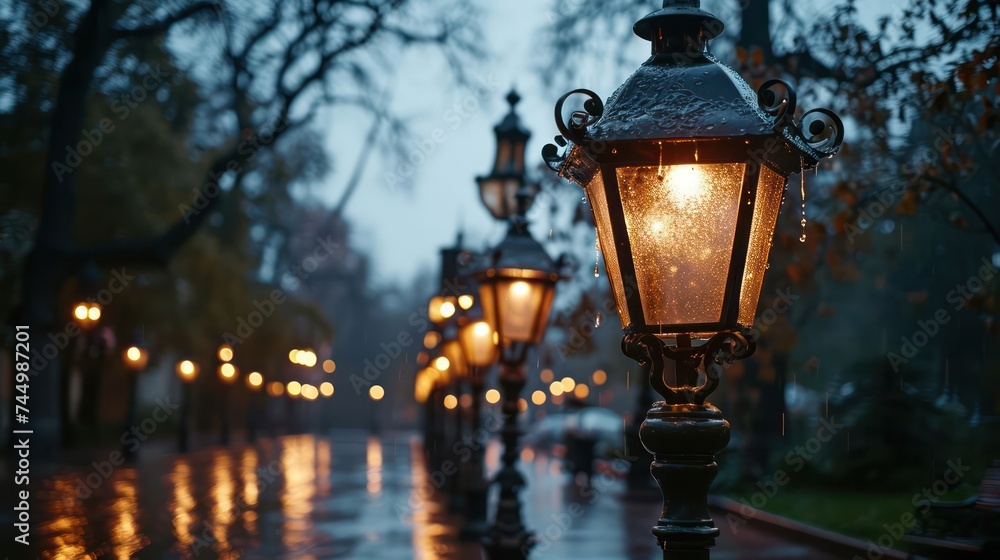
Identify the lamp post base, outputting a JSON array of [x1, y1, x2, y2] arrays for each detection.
[[622, 331, 753, 560], [641, 402, 730, 559]]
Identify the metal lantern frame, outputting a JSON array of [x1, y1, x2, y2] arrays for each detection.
[[474, 219, 561, 368], [544, 10, 843, 342]]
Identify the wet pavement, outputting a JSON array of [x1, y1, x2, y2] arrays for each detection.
[[21, 430, 845, 559]]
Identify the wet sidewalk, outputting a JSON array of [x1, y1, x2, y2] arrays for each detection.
[[21, 430, 844, 559]]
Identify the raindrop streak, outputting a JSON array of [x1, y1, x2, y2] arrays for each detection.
[[799, 158, 807, 242], [594, 311, 601, 329], [657, 142, 665, 179], [594, 233, 600, 278]]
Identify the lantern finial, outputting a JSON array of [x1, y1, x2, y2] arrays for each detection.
[[633, 0, 724, 50], [505, 88, 521, 109]]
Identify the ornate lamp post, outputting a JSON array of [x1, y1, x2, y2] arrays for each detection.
[[474, 192, 562, 560], [543, 1, 843, 558], [175, 359, 199, 452], [477, 90, 539, 221], [457, 317, 500, 538]]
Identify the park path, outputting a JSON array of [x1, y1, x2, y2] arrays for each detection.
[[21, 430, 844, 559]]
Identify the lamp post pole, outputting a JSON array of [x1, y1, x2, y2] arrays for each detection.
[[179, 381, 192, 451], [486, 363, 530, 558], [460, 369, 489, 539]]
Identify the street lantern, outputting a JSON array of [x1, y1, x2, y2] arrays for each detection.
[[475, 213, 561, 367], [176, 360, 198, 382], [246, 371, 263, 390], [218, 363, 237, 384], [440, 338, 469, 380], [72, 302, 101, 327], [458, 320, 500, 368], [428, 295, 457, 326], [545, 5, 842, 339], [122, 345, 149, 371], [477, 89, 539, 221], [543, 1, 843, 558]]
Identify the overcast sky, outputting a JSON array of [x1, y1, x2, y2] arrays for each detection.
[[318, 0, 908, 289]]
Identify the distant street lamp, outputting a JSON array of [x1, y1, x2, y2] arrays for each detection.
[[72, 302, 101, 328], [544, 1, 843, 557], [121, 341, 148, 461], [477, 89, 539, 220], [175, 359, 199, 452], [246, 371, 263, 389], [474, 188, 563, 559]]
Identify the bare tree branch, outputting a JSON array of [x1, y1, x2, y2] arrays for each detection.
[[112, 1, 221, 39]]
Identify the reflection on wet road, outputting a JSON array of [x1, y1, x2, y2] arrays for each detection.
[[28, 430, 842, 559]]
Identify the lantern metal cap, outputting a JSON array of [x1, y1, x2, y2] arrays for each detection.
[[633, 0, 723, 43], [494, 89, 530, 141], [481, 226, 560, 281], [590, 53, 774, 143]]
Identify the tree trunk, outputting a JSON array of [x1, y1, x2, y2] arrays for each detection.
[[739, 0, 775, 61]]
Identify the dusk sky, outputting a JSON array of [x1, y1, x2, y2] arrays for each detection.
[[323, 0, 907, 287]]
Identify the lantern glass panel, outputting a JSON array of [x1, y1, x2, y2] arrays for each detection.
[[615, 162, 745, 326], [738, 165, 786, 326], [479, 177, 522, 220], [495, 278, 552, 343], [585, 172, 630, 327]]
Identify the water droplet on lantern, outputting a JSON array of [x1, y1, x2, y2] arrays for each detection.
[[799, 157, 807, 243], [594, 234, 600, 278]]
